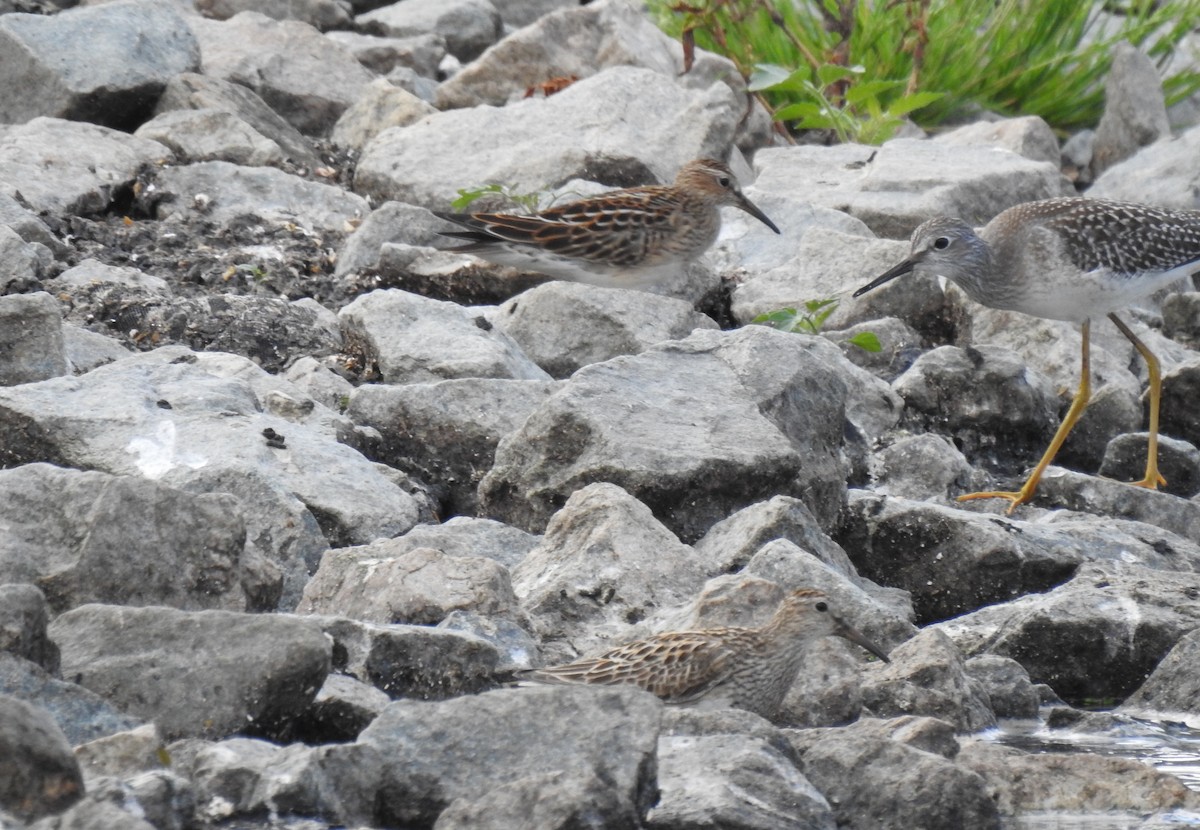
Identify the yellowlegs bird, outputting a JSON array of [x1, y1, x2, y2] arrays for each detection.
[[519, 588, 889, 719], [855, 197, 1200, 514], [434, 158, 780, 289]]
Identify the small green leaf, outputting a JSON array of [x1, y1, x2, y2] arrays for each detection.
[[886, 91, 945, 117], [817, 63, 861, 86], [752, 308, 799, 329], [844, 79, 904, 105], [848, 331, 882, 352], [749, 63, 796, 91], [450, 184, 503, 212], [773, 102, 826, 122]]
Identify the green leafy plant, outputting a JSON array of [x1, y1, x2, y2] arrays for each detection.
[[749, 62, 941, 144], [450, 183, 545, 214], [754, 299, 882, 352], [650, 0, 1200, 140]]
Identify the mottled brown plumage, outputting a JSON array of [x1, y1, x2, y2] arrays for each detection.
[[855, 196, 1200, 513], [521, 588, 888, 719], [435, 158, 780, 289]]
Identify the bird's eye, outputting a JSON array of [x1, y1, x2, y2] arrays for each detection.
[[718, 176, 731, 188], [933, 236, 951, 250], [815, 601, 828, 612]]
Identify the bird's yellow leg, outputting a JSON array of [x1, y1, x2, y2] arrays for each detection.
[[958, 319, 1093, 515], [1108, 312, 1166, 489]]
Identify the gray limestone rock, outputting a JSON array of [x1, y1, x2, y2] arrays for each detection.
[[492, 281, 719, 379], [794, 717, 1001, 830], [357, 686, 662, 827], [750, 139, 1072, 240], [859, 629, 997, 733], [154, 72, 319, 167], [339, 288, 550, 384], [190, 12, 375, 136], [0, 292, 66, 386], [0, 695, 83, 821], [648, 733, 835, 830], [480, 326, 849, 542], [0, 118, 172, 215], [49, 605, 331, 741], [359, 0, 501, 62], [355, 66, 745, 210], [1091, 42, 1172, 178], [435, 0, 742, 109], [930, 562, 1200, 703], [0, 0, 199, 129], [347, 377, 558, 516], [310, 615, 501, 701]]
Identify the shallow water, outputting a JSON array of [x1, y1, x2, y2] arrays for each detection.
[[989, 717, 1200, 829]]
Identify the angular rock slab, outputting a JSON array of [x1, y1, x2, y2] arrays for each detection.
[[648, 733, 835, 830], [355, 65, 744, 209], [480, 326, 850, 542], [434, 768, 631, 830], [1120, 627, 1200, 723], [435, 0, 740, 108], [859, 629, 997, 733], [930, 562, 1200, 703], [339, 288, 549, 384], [357, 686, 662, 827], [751, 138, 1072, 240], [145, 161, 369, 234], [311, 615, 501, 701], [0, 348, 420, 606], [0, 463, 266, 614], [0, 695, 83, 821], [154, 72, 320, 167], [359, 0, 500, 62], [837, 493, 1080, 623], [794, 718, 1001, 830], [347, 376, 558, 516], [1089, 119, 1200, 209], [512, 483, 709, 658], [0, 654, 142, 747], [0, 292, 68, 386], [492, 281, 719, 380], [959, 740, 1200, 814], [0, 117, 172, 215], [190, 11, 375, 136], [169, 737, 380, 826], [0, 0, 200, 129], [0, 584, 57, 672], [49, 605, 331, 741], [297, 544, 521, 625]]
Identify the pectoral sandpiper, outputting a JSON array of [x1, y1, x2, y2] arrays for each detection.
[[520, 588, 889, 719], [855, 197, 1200, 514], [434, 158, 780, 290]]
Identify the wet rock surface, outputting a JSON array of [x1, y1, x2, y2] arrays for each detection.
[[1, 0, 1199, 827]]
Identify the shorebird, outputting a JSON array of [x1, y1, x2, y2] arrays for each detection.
[[434, 158, 780, 290], [519, 588, 889, 719], [855, 197, 1200, 513]]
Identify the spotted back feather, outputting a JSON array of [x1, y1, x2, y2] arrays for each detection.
[[992, 197, 1200, 278]]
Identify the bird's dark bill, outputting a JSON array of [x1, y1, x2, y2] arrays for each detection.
[[854, 259, 915, 298], [737, 196, 782, 235], [837, 623, 891, 663]]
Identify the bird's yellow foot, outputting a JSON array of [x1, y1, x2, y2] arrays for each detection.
[[956, 489, 1033, 516], [1128, 471, 1167, 489]]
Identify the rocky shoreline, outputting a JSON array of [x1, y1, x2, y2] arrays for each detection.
[[4, 0, 1200, 827]]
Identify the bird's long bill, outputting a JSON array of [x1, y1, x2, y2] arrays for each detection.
[[836, 621, 891, 663], [736, 194, 782, 235], [853, 258, 915, 298]]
